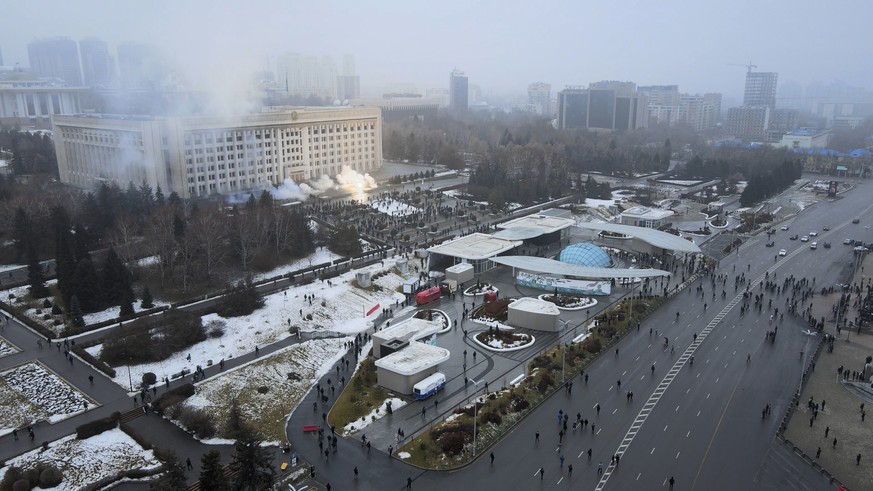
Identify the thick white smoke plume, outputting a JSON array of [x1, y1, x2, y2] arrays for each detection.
[[225, 166, 377, 204]]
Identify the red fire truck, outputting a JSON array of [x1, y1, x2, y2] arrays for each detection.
[[415, 286, 441, 305]]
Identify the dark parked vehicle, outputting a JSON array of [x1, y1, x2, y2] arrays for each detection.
[[823, 242, 831, 249], [789, 235, 798, 240], [765, 241, 775, 247]]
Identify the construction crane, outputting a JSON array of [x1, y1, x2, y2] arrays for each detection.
[[727, 62, 758, 73]]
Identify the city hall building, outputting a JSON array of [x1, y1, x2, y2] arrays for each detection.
[[52, 106, 382, 198]]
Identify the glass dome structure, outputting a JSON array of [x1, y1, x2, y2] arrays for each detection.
[[559, 243, 612, 268]]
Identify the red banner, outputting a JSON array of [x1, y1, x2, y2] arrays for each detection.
[[366, 304, 380, 316]]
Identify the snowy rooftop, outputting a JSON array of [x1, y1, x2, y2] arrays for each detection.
[[374, 341, 451, 376], [428, 233, 522, 261], [498, 214, 576, 235], [374, 317, 442, 342], [509, 297, 561, 316], [620, 206, 675, 220], [576, 223, 701, 253], [446, 263, 473, 274], [492, 255, 671, 279]]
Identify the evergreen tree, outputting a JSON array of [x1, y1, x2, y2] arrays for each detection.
[[69, 295, 84, 326], [199, 450, 230, 491], [230, 427, 276, 490], [119, 288, 135, 317], [12, 207, 30, 261], [72, 258, 102, 312], [149, 450, 188, 491], [51, 206, 76, 307], [328, 224, 362, 257], [26, 241, 50, 298], [141, 286, 154, 309], [155, 185, 166, 207], [102, 248, 133, 306], [258, 190, 274, 208], [72, 222, 92, 262]]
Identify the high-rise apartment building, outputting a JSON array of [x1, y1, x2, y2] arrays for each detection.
[[79, 37, 114, 88], [677, 93, 721, 132], [449, 69, 468, 112], [27, 37, 82, 85], [557, 82, 647, 131], [527, 82, 551, 116], [276, 52, 339, 99], [637, 85, 680, 106], [726, 106, 770, 141], [743, 71, 778, 109], [52, 106, 382, 199]]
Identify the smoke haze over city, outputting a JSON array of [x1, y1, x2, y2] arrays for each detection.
[[1, 0, 871, 102]]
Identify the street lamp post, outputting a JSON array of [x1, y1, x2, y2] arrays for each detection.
[[470, 379, 486, 456]]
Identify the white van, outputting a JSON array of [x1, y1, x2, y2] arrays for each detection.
[[413, 372, 446, 400], [810, 242, 817, 250]]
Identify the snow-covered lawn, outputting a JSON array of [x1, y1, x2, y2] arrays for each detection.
[[90, 261, 408, 391], [371, 198, 420, 217], [342, 397, 407, 433], [186, 338, 349, 443], [0, 362, 95, 435], [0, 336, 19, 358], [0, 429, 161, 490], [252, 247, 342, 281]]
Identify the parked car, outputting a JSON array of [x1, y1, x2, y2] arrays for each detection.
[[809, 231, 818, 237], [844, 238, 853, 245], [801, 236, 809, 242], [823, 226, 830, 231], [823, 242, 831, 249], [789, 235, 798, 240], [781, 225, 789, 231], [778, 249, 787, 256], [810, 242, 818, 250], [766, 241, 775, 247], [853, 218, 860, 224]]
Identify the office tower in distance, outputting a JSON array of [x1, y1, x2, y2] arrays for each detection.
[[743, 71, 778, 109], [27, 37, 83, 85], [527, 82, 551, 116], [449, 69, 468, 112], [557, 81, 647, 131], [79, 37, 114, 87], [337, 54, 360, 101]]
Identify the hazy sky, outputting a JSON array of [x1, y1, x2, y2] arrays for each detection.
[[2, 0, 871, 101]]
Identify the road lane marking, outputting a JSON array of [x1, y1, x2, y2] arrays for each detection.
[[664, 425, 668, 431], [613, 408, 618, 415], [595, 290, 749, 491], [637, 473, 641, 480], [675, 405, 680, 412], [651, 447, 656, 455], [686, 430, 691, 437], [635, 356, 640, 361]]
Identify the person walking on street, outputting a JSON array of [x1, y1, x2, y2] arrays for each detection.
[[669, 476, 675, 489], [354, 466, 358, 479], [597, 461, 603, 476], [568, 464, 573, 477], [406, 477, 412, 489], [535, 431, 540, 443], [587, 448, 592, 461], [490, 452, 494, 465], [539, 467, 544, 480], [186, 457, 192, 470]]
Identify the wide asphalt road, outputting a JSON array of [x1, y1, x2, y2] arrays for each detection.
[[399, 179, 873, 491]]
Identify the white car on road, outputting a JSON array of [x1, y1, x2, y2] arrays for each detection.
[[800, 236, 809, 242], [809, 231, 818, 237], [778, 249, 787, 256]]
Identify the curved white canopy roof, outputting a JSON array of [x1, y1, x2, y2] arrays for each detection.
[[576, 223, 701, 253], [492, 255, 671, 280]]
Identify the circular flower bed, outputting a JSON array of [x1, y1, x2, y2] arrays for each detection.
[[463, 283, 498, 297], [473, 326, 535, 352], [537, 294, 598, 311], [413, 309, 452, 334]]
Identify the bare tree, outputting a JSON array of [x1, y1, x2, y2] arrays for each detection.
[[188, 204, 228, 280]]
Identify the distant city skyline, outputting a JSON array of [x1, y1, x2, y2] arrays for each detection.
[[1, 0, 871, 105]]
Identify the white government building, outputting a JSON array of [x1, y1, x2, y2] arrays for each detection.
[[51, 106, 382, 199]]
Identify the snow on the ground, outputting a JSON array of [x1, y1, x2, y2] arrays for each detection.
[[656, 179, 703, 186], [441, 189, 465, 198], [585, 198, 616, 208], [342, 397, 408, 434], [0, 428, 160, 490], [91, 260, 408, 390], [0, 336, 18, 357], [397, 451, 412, 459], [0, 263, 23, 273], [371, 198, 419, 217], [135, 256, 160, 268], [0, 362, 96, 435], [81, 297, 171, 326], [186, 338, 349, 443], [252, 247, 342, 281]]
